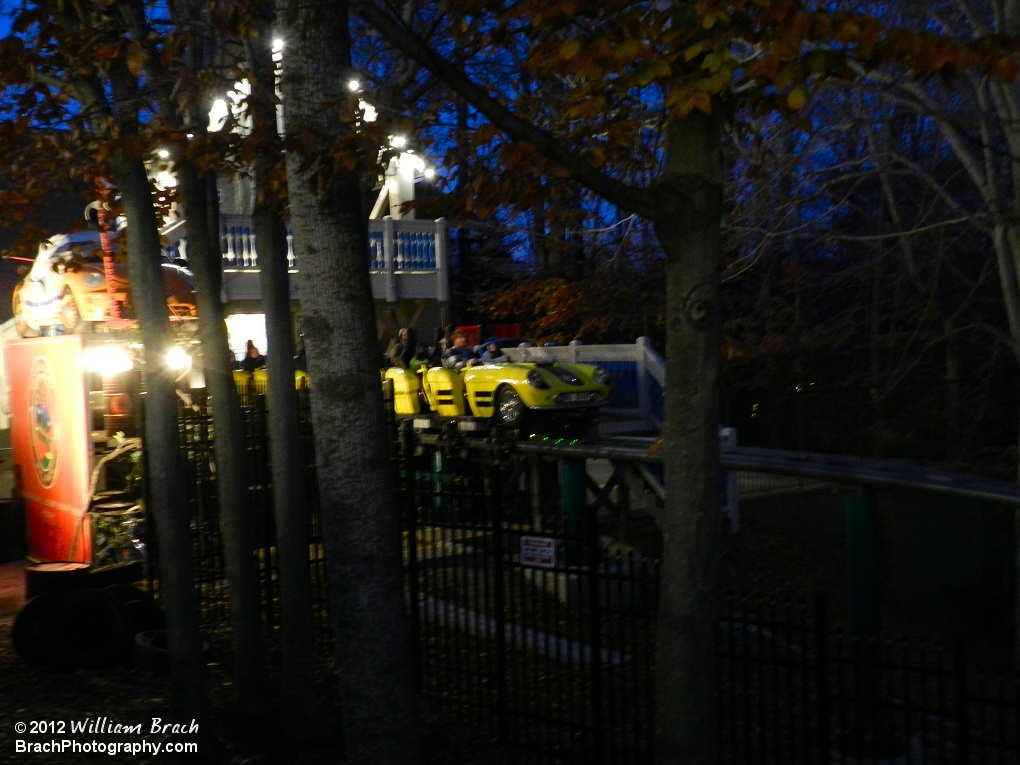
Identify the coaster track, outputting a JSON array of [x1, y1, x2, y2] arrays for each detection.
[[402, 418, 1020, 507]]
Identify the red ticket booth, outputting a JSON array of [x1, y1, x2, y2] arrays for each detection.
[[8, 335, 94, 563]]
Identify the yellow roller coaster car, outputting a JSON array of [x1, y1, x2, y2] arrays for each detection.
[[385, 350, 610, 428]]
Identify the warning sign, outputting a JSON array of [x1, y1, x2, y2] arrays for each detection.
[[520, 535, 556, 568]]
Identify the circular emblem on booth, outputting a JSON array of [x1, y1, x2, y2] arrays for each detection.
[[29, 356, 58, 488]]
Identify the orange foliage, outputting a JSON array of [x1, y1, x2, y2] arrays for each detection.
[[472, 274, 664, 345]]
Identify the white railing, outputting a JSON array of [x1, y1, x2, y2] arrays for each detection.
[[162, 215, 449, 303]]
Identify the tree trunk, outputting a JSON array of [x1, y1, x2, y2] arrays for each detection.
[[176, 159, 267, 716], [246, 12, 317, 734], [344, 2, 728, 757], [114, 156, 208, 718], [652, 109, 724, 765], [276, 1, 422, 762]]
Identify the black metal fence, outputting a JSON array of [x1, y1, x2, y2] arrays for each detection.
[[173, 390, 332, 650], [397, 433, 658, 763], [166, 397, 1020, 764], [718, 595, 1020, 764]]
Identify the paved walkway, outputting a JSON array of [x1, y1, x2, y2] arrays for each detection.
[[0, 560, 25, 619]]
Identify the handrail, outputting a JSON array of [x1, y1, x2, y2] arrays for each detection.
[[421, 430, 1020, 507], [161, 214, 450, 304], [163, 214, 448, 274]]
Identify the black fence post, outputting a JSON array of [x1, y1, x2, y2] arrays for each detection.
[[560, 459, 584, 566], [490, 457, 509, 744], [585, 491, 605, 765], [815, 591, 831, 765], [955, 637, 970, 765], [400, 420, 423, 691], [253, 392, 276, 630]]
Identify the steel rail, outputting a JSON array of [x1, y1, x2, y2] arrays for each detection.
[[409, 425, 1020, 506]]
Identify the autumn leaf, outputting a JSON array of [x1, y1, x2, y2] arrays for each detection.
[[834, 19, 860, 44], [785, 13, 816, 44], [994, 55, 1019, 83], [773, 64, 796, 90], [684, 41, 709, 62], [93, 43, 120, 60], [786, 83, 808, 110], [614, 38, 646, 63], [125, 42, 146, 79], [634, 64, 658, 87], [472, 123, 499, 147], [752, 54, 780, 80], [701, 8, 730, 29], [559, 38, 582, 61], [702, 51, 725, 73], [692, 90, 713, 114]]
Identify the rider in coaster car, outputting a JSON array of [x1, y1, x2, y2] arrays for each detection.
[[479, 339, 510, 363], [441, 331, 478, 370]]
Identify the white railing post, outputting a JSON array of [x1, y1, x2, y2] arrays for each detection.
[[383, 215, 397, 302], [435, 217, 449, 303], [244, 229, 257, 268], [568, 339, 582, 363], [637, 336, 650, 420], [221, 220, 235, 265], [719, 427, 740, 532]]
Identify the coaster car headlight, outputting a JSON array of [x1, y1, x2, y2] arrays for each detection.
[[526, 369, 551, 389], [591, 366, 610, 386], [83, 269, 105, 288]]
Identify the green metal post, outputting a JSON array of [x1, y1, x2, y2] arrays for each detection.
[[844, 486, 880, 639], [843, 486, 897, 758]]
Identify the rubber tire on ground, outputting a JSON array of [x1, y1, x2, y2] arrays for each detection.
[[123, 599, 165, 635], [46, 588, 131, 670], [133, 629, 171, 675], [12, 286, 38, 338], [11, 591, 61, 667], [102, 582, 152, 604], [24, 561, 90, 600], [102, 582, 163, 633]]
